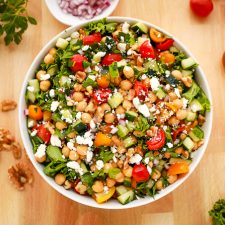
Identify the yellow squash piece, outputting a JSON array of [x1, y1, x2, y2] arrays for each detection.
[[93, 186, 116, 204]]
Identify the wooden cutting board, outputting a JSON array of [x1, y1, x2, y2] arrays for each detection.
[[0, 0, 225, 224]]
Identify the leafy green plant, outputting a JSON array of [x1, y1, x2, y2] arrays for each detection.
[[209, 199, 225, 225], [0, 0, 37, 45]]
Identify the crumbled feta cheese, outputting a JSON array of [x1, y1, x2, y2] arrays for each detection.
[[129, 154, 142, 164], [76, 112, 82, 120], [78, 49, 84, 55], [127, 48, 134, 56], [165, 70, 170, 77], [103, 186, 109, 193], [86, 150, 93, 163], [85, 66, 92, 73], [122, 22, 130, 33], [40, 73, 50, 81], [113, 155, 118, 163], [67, 141, 76, 150], [147, 165, 152, 174], [138, 104, 151, 117], [95, 65, 100, 71], [117, 43, 126, 52], [144, 157, 150, 164], [28, 120, 35, 128], [133, 97, 140, 109], [96, 160, 104, 170], [150, 77, 160, 91], [111, 146, 117, 153], [165, 84, 171, 91], [76, 131, 94, 147], [51, 101, 59, 112], [71, 31, 79, 39], [174, 88, 181, 98], [93, 52, 106, 63], [149, 105, 156, 112], [27, 86, 34, 92], [35, 144, 46, 158], [67, 161, 84, 175], [82, 45, 89, 51], [117, 114, 125, 120], [167, 142, 173, 148], [49, 89, 55, 98], [110, 126, 118, 134], [89, 75, 96, 81], [31, 130, 37, 137], [61, 109, 73, 123], [90, 120, 96, 130], [50, 135, 62, 147], [141, 74, 147, 80], [182, 98, 189, 109], [69, 75, 76, 81]]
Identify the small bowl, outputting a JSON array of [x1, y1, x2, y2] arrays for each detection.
[[19, 17, 213, 209], [45, 0, 120, 26]]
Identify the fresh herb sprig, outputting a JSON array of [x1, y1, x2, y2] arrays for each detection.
[[0, 0, 37, 45]]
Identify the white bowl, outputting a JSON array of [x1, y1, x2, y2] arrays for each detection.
[[19, 17, 213, 209], [45, 0, 120, 26]]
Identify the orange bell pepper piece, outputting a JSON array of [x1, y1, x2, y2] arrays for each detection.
[[167, 162, 189, 176], [94, 132, 112, 147]]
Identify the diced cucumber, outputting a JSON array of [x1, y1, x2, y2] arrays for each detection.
[[156, 87, 166, 100], [124, 136, 137, 148], [126, 121, 136, 132], [190, 99, 204, 112], [189, 126, 204, 142], [74, 120, 88, 134], [80, 162, 88, 174], [186, 111, 196, 122], [59, 76, 71, 87], [169, 158, 192, 165], [138, 37, 149, 46], [117, 125, 129, 138], [169, 46, 179, 54], [47, 64, 58, 75], [46, 145, 65, 161], [109, 62, 119, 78], [27, 118, 36, 128], [125, 111, 138, 121], [182, 70, 193, 78], [27, 79, 40, 103], [56, 38, 69, 50], [183, 137, 194, 151], [146, 179, 155, 189], [117, 59, 127, 67], [27, 92, 36, 103], [108, 92, 123, 109], [182, 81, 200, 102], [143, 59, 159, 71], [117, 190, 135, 205], [181, 57, 197, 69], [116, 185, 128, 195], [131, 22, 148, 34], [124, 177, 131, 187], [165, 128, 173, 142]]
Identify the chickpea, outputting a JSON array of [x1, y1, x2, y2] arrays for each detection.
[[76, 145, 88, 156], [136, 56, 143, 67], [69, 151, 79, 161], [75, 71, 86, 83], [64, 180, 72, 189], [182, 150, 189, 158], [175, 147, 183, 154], [122, 166, 133, 177], [81, 113, 92, 124], [148, 91, 157, 103], [155, 180, 163, 190], [167, 175, 178, 184], [176, 109, 187, 120], [85, 101, 96, 113], [115, 106, 125, 114], [122, 100, 132, 111], [35, 154, 46, 163], [117, 146, 126, 154], [104, 113, 115, 124], [168, 116, 180, 126], [90, 164, 97, 172], [67, 132, 76, 139], [74, 83, 83, 92], [182, 77, 192, 87], [180, 133, 187, 140], [44, 53, 55, 64], [168, 92, 177, 100], [123, 66, 134, 79], [76, 182, 87, 194], [143, 77, 151, 88], [173, 99, 183, 109], [72, 92, 84, 102], [117, 160, 124, 169], [36, 70, 46, 80], [171, 70, 182, 80], [115, 172, 125, 183], [76, 101, 87, 112], [86, 86, 93, 94], [100, 103, 111, 112], [43, 111, 52, 122], [49, 47, 57, 57], [164, 152, 171, 159], [106, 177, 116, 188], [151, 169, 161, 180], [120, 80, 132, 91], [54, 173, 66, 185], [56, 121, 67, 130], [92, 180, 104, 193], [40, 80, 51, 91], [62, 146, 70, 158], [104, 163, 113, 173]]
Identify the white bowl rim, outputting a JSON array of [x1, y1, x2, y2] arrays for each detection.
[[19, 16, 213, 209]]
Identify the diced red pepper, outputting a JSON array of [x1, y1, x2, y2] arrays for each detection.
[[83, 32, 102, 45], [93, 88, 112, 104], [134, 80, 148, 101], [146, 128, 166, 151], [156, 38, 174, 51], [102, 53, 122, 66], [33, 124, 51, 144]]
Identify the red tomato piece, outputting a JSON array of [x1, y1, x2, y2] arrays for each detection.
[[132, 164, 150, 182], [156, 38, 174, 51], [146, 128, 166, 151], [102, 53, 122, 66], [70, 54, 88, 72], [172, 125, 186, 141], [83, 32, 102, 45], [190, 0, 213, 17], [134, 80, 148, 101], [139, 40, 156, 59], [33, 124, 51, 144], [93, 88, 112, 104]]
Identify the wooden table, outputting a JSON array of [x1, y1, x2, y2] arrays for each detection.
[[0, 0, 225, 224]]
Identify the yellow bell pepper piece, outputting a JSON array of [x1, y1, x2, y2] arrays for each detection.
[[94, 186, 116, 204], [165, 102, 178, 112]]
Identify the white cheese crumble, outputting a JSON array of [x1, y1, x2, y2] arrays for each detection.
[[144, 157, 150, 164], [28, 120, 35, 128], [30, 129, 37, 137], [113, 155, 118, 163], [51, 101, 59, 112], [76, 112, 82, 120], [85, 67, 92, 73], [147, 165, 152, 174], [127, 48, 135, 56], [67, 141, 76, 150], [174, 88, 181, 98], [50, 135, 62, 147], [117, 43, 126, 52], [67, 161, 84, 175], [141, 74, 147, 80], [93, 52, 106, 63], [165, 70, 170, 77], [89, 75, 96, 81], [27, 86, 34, 92], [111, 146, 117, 153], [76, 131, 94, 147], [71, 31, 79, 39], [82, 45, 89, 51], [103, 186, 109, 193], [182, 98, 189, 109], [122, 22, 130, 33], [110, 126, 118, 134], [90, 120, 96, 130], [167, 142, 173, 148], [86, 150, 93, 163], [96, 160, 104, 170], [129, 154, 142, 164], [132, 97, 151, 117], [60, 109, 73, 123], [35, 144, 46, 158], [150, 77, 160, 91], [49, 89, 55, 98], [40, 73, 50, 81]]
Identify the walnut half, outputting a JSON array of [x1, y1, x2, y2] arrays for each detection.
[[0, 100, 17, 112]]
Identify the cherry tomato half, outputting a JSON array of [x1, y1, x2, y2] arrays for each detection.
[[93, 88, 112, 104], [70, 54, 88, 72], [156, 38, 174, 51], [33, 124, 51, 144], [134, 80, 148, 101], [132, 164, 150, 182], [190, 0, 213, 17], [83, 32, 102, 45], [146, 128, 166, 151], [139, 40, 156, 59], [102, 53, 122, 66]]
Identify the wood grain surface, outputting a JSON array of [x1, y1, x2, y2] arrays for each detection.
[[0, 0, 225, 225]]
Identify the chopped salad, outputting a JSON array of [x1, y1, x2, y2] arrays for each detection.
[[25, 19, 210, 205]]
